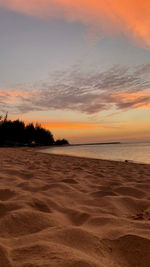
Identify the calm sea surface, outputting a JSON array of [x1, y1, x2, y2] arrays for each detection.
[[40, 142, 150, 164]]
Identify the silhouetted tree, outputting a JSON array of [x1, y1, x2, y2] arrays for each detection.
[[0, 114, 57, 146], [25, 123, 36, 143], [34, 124, 54, 145], [55, 139, 69, 146]]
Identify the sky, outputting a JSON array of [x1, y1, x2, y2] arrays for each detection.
[[0, 0, 150, 143]]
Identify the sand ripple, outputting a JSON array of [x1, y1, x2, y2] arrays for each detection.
[[0, 148, 150, 266]]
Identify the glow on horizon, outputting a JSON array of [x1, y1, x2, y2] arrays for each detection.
[[39, 120, 110, 130], [15, 118, 150, 144]]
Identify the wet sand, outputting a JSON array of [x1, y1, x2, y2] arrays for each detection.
[[0, 147, 150, 266]]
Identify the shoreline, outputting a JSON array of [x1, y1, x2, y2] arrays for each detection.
[[0, 147, 150, 266], [70, 141, 121, 146], [38, 147, 150, 166]]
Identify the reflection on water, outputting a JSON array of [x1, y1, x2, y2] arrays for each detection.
[[40, 142, 150, 164]]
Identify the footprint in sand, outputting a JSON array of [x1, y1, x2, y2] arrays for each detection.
[[109, 235, 150, 266], [62, 178, 78, 184], [91, 190, 117, 198], [114, 186, 145, 198], [0, 201, 23, 221], [132, 213, 144, 220], [66, 209, 90, 226], [29, 198, 52, 213], [0, 189, 15, 201]]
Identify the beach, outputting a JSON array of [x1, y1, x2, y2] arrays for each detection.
[[0, 147, 150, 266]]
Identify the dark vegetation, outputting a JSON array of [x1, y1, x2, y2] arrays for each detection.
[[0, 113, 69, 147], [55, 139, 69, 146]]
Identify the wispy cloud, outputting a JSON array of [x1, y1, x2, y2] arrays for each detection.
[[0, 64, 150, 115], [113, 91, 150, 109], [0, 0, 150, 46]]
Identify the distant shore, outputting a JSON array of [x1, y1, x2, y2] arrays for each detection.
[[0, 147, 150, 266], [70, 141, 121, 146]]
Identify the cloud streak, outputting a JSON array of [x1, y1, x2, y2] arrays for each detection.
[[0, 0, 150, 46], [0, 64, 150, 115]]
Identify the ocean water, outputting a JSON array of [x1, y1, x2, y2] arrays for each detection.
[[40, 142, 150, 164]]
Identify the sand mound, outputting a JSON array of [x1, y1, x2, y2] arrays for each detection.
[[0, 147, 150, 266], [0, 244, 12, 267], [0, 210, 56, 237], [11, 241, 101, 267]]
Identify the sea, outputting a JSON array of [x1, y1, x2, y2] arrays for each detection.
[[40, 142, 150, 164]]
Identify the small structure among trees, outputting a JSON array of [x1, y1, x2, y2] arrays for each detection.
[[0, 114, 69, 147]]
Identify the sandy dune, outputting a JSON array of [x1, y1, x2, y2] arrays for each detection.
[[0, 148, 150, 266]]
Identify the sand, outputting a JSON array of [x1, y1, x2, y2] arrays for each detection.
[[0, 148, 150, 266]]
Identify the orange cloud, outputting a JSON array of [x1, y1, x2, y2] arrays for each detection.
[[114, 91, 150, 101], [113, 91, 150, 108], [0, 90, 30, 97], [0, 90, 31, 104], [0, 0, 150, 45], [30, 120, 110, 130]]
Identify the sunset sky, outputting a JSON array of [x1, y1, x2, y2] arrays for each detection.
[[0, 0, 150, 143]]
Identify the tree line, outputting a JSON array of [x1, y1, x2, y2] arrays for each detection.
[[0, 114, 69, 147]]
